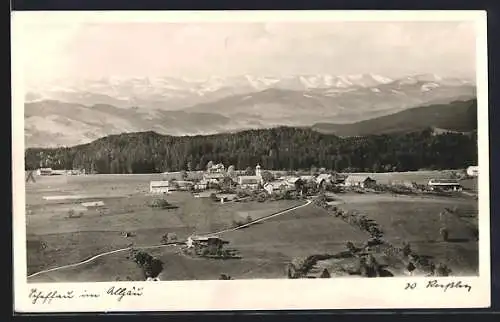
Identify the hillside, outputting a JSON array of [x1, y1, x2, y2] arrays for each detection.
[[311, 99, 477, 136], [25, 127, 477, 174], [24, 74, 476, 148]]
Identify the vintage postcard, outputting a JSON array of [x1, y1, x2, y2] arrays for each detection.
[[12, 10, 490, 312]]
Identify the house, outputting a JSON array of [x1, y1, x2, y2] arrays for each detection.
[[193, 180, 208, 190], [316, 174, 333, 188], [428, 179, 462, 191], [466, 166, 479, 177], [238, 176, 262, 189], [263, 181, 289, 194], [173, 180, 194, 191], [186, 235, 229, 255], [208, 163, 225, 174], [203, 173, 225, 184], [300, 175, 315, 182], [36, 168, 53, 176], [150, 180, 170, 194], [344, 175, 377, 188]]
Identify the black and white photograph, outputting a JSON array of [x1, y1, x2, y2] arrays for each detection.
[[12, 10, 490, 312]]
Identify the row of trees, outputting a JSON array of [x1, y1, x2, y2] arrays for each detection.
[[25, 127, 477, 173]]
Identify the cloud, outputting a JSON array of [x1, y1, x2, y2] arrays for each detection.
[[17, 20, 477, 86]]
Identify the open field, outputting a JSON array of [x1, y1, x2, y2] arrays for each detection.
[[26, 174, 302, 277], [26, 171, 479, 281], [339, 193, 478, 275]]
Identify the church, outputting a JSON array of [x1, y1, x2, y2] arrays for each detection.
[[237, 164, 263, 189]]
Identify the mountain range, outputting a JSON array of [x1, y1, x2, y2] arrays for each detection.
[[24, 73, 476, 148]]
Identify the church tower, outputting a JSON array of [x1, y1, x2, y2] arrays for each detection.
[[255, 164, 262, 178]]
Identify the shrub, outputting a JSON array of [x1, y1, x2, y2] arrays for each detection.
[[149, 198, 170, 209], [320, 268, 331, 278], [435, 263, 452, 276], [345, 241, 357, 254], [440, 227, 449, 241], [402, 242, 412, 257], [219, 274, 232, 280], [161, 232, 177, 244], [143, 257, 164, 278]]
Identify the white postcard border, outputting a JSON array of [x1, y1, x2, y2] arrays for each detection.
[[11, 10, 491, 312]]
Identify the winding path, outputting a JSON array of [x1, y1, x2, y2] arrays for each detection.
[[27, 199, 312, 279]]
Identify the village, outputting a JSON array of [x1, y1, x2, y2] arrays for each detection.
[[25, 158, 480, 283]]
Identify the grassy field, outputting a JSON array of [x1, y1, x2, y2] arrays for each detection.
[[26, 171, 480, 281], [339, 193, 478, 275], [26, 174, 302, 277]]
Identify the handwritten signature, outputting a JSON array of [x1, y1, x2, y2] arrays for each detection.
[[426, 280, 472, 292]]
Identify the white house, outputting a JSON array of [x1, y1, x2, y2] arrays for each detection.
[[150, 180, 170, 194], [208, 163, 225, 173], [316, 174, 333, 187], [428, 179, 462, 191], [344, 175, 377, 188], [263, 181, 288, 194], [36, 168, 53, 176], [466, 166, 479, 177], [203, 173, 225, 184], [238, 176, 261, 189]]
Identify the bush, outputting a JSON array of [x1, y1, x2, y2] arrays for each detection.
[[149, 198, 170, 209], [440, 227, 449, 241], [402, 241, 412, 257], [143, 257, 164, 278], [320, 268, 331, 278], [346, 241, 357, 254], [161, 232, 177, 244], [435, 263, 452, 276]]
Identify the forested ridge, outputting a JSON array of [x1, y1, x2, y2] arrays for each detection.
[[25, 127, 477, 174]]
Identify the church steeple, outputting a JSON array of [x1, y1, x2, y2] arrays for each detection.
[[255, 164, 262, 177]]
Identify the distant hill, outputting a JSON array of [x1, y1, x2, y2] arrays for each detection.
[[311, 99, 477, 137], [25, 126, 478, 175]]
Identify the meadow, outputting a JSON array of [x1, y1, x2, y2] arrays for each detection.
[[26, 171, 479, 281]]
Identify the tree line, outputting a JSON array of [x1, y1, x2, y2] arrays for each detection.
[[24, 127, 477, 174]]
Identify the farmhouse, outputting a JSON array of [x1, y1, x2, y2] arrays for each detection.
[[170, 180, 194, 191], [300, 175, 315, 182], [466, 166, 479, 177], [238, 176, 262, 189], [193, 180, 208, 190], [208, 163, 225, 173], [263, 181, 288, 194], [344, 175, 377, 188], [150, 180, 170, 194], [203, 173, 225, 184], [186, 235, 229, 255], [316, 174, 333, 188], [36, 168, 53, 176], [428, 179, 462, 191]]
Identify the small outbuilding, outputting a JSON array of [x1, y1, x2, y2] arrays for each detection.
[[344, 175, 377, 188]]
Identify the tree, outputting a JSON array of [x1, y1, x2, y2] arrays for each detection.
[[180, 170, 188, 180], [227, 165, 235, 177], [245, 166, 254, 176], [346, 241, 357, 254], [260, 170, 274, 183], [206, 161, 214, 171], [440, 227, 449, 241], [187, 161, 192, 172], [320, 268, 331, 278]]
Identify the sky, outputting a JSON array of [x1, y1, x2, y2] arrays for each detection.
[[17, 20, 477, 86]]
